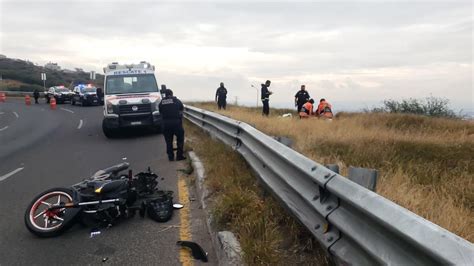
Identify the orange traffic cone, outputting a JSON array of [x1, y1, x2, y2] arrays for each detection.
[[0, 93, 5, 102], [25, 95, 31, 105], [50, 97, 57, 110]]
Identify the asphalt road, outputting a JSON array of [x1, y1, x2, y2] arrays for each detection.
[[0, 99, 215, 265]]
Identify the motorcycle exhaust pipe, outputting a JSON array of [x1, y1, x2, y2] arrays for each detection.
[[49, 198, 121, 210]]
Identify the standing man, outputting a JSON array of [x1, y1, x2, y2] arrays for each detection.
[[215, 82, 228, 110], [294, 85, 310, 112], [158, 89, 186, 161], [33, 89, 40, 104], [261, 80, 272, 116]]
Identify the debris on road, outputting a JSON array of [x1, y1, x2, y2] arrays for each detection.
[[177, 240, 209, 262]]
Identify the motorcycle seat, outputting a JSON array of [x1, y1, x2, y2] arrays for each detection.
[[92, 162, 129, 178]]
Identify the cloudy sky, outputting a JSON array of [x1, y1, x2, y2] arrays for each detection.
[[0, 0, 472, 111]]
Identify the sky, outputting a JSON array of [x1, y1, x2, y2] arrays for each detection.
[[0, 0, 472, 111]]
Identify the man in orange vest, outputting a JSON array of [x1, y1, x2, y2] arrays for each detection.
[[299, 99, 314, 118], [317, 98, 333, 119]]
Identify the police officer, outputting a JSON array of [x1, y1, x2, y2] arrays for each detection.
[[215, 82, 228, 110], [294, 85, 310, 112], [33, 89, 40, 104], [261, 80, 272, 116], [158, 89, 186, 161]]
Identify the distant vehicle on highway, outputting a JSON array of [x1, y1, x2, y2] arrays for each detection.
[[45, 86, 73, 104], [71, 84, 100, 106], [101, 61, 162, 138]]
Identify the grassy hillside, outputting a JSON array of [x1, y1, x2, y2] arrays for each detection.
[[0, 57, 104, 91], [189, 102, 474, 242]]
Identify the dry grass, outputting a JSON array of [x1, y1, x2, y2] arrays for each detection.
[[0, 79, 27, 90], [188, 102, 474, 242], [185, 121, 330, 265]]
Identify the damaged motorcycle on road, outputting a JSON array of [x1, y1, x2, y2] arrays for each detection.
[[25, 163, 180, 237]]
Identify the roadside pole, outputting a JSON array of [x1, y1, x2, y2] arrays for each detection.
[[41, 73, 46, 91], [90, 71, 96, 81], [252, 84, 258, 108]]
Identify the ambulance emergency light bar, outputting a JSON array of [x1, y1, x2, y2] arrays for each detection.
[[103, 61, 155, 73]]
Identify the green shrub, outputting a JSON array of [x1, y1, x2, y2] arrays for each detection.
[[371, 97, 457, 118]]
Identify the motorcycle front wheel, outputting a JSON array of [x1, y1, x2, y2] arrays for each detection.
[[24, 188, 76, 237]]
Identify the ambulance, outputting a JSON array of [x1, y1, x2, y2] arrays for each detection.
[[102, 62, 162, 138]]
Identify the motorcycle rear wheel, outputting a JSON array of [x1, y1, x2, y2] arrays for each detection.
[[24, 188, 76, 237]]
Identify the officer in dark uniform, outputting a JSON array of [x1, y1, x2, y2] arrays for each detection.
[[158, 89, 186, 161], [294, 85, 310, 112], [96, 87, 104, 105], [261, 80, 272, 116], [160, 84, 167, 98], [33, 89, 40, 104], [215, 82, 228, 110]]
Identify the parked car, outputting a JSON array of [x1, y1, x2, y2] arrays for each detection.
[[45, 86, 73, 104], [71, 84, 100, 106]]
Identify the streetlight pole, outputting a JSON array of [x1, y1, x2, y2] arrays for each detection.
[[251, 84, 258, 108]]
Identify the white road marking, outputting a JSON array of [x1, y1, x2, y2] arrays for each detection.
[[0, 126, 8, 131], [0, 112, 4, 115], [13, 111, 19, 118], [77, 119, 83, 129], [0, 167, 24, 182], [60, 107, 74, 114]]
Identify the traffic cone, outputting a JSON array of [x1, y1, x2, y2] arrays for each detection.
[[25, 95, 31, 105], [50, 97, 57, 110], [0, 93, 5, 102]]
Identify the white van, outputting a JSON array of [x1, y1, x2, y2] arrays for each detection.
[[102, 62, 162, 138]]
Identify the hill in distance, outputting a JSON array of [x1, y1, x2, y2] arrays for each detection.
[[0, 56, 104, 91]]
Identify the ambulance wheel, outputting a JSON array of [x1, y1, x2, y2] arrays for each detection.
[[102, 121, 117, 139]]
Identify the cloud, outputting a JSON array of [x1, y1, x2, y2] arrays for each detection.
[[0, 0, 472, 110]]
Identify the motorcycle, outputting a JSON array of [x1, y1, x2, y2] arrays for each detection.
[[25, 162, 179, 238]]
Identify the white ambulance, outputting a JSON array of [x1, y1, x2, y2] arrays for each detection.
[[102, 62, 163, 138]]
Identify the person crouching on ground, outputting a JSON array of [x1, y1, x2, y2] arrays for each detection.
[[317, 98, 333, 119], [299, 98, 314, 118]]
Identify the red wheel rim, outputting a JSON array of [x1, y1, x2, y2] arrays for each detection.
[[29, 191, 73, 231]]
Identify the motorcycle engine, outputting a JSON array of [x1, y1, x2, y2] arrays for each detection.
[[133, 172, 158, 195]]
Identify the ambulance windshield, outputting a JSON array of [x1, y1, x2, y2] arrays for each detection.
[[106, 74, 158, 94]]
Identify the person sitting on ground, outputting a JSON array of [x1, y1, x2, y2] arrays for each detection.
[[299, 99, 314, 118], [317, 98, 333, 119]]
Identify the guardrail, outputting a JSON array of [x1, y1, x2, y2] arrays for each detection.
[[183, 105, 474, 265]]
